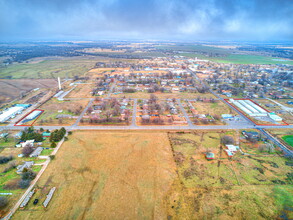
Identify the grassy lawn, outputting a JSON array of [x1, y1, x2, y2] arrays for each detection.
[[282, 135, 293, 147], [40, 149, 53, 156]]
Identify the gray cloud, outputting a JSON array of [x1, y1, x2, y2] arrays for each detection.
[[0, 0, 292, 41]]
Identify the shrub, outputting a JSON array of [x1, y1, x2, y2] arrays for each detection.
[[0, 196, 8, 208], [22, 145, 34, 157], [21, 170, 36, 180], [18, 179, 31, 189], [221, 135, 234, 145], [0, 155, 13, 164], [3, 161, 16, 173], [51, 142, 57, 148], [49, 155, 55, 160]]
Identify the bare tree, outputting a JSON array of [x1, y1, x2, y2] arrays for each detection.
[[221, 136, 234, 145]]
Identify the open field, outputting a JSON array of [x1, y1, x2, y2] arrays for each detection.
[[0, 57, 98, 79], [166, 131, 293, 219], [34, 99, 89, 126], [66, 84, 95, 98], [112, 91, 215, 100], [13, 131, 176, 219], [183, 53, 293, 65], [157, 44, 293, 65], [0, 79, 57, 105], [184, 100, 235, 125]]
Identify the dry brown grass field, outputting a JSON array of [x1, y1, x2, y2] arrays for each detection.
[[13, 131, 176, 220], [34, 99, 89, 126], [66, 84, 95, 98], [166, 131, 293, 219], [112, 91, 207, 99], [11, 130, 293, 220], [0, 79, 57, 106]]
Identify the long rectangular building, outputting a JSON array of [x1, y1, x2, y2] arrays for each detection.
[[230, 99, 268, 117]]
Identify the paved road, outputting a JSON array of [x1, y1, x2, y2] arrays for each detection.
[[73, 98, 94, 126], [2, 123, 292, 131], [266, 98, 293, 112], [177, 98, 193, 126], [131, 99, 138, 127]]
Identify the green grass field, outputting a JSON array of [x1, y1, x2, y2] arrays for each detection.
[[282, 135, 293, 147], [182, 52, 293, 65], [0, 57, 97, 79], [157, 44, 293, 65]]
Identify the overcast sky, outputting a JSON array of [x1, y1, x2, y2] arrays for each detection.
[[0, 0, 292, 41]]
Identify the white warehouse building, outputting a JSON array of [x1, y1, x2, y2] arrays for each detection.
[[0, 106, 25, 123], [230, 99, 268, 117]]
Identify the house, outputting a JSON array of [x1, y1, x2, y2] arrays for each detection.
[[242, 131, 259, 140], [0, 133, 8, 138], [42, 132, 51, 137], [29, 147, 43, 157], [14, 131, 23, 139], [268, 113, 282, 122], [20, 140, 35, 148], [205, 152, 215, 160], [16, 161, 34, 174], [226, 145, 239, 153]]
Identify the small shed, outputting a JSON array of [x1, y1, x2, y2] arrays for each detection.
[[206, 152, 215, 160], [30, 147, 43, 157], [221, 114, 233, 120], [42, 132, 51, 137], [225, 149, 233, 158]]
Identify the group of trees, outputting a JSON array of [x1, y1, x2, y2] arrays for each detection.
[[88, 117, 124, 124], [221, 135, 235, 145], [0, 196, 8, 209], [21, 127, 43, 142], [0, 155, 13, 164], [49, 128, 66, 144], [258, 143, 275, 153], [18, 169, 36, 189], [122, 88, 136, 93], [141, 117, 170, 125], [148, 84, 165, 93]]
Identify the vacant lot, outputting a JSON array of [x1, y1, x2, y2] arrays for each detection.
[[112, 91, 218, 100], [0, 79, 57, 105], [0, 57, 99, 79], [34, 99, 89, 126], [254, 99, 293, 124], [66, 84, 95, 98], [166, 131, 293, 219], [184, 100, 235, 125], [13, 131, 176, 219]]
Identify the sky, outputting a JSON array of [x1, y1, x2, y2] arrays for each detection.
[[0, 0, 292, 41]]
